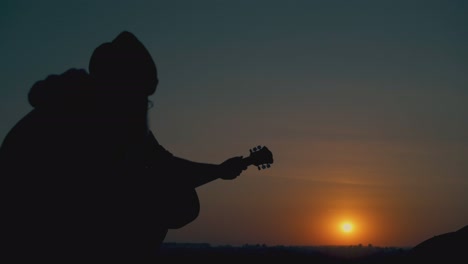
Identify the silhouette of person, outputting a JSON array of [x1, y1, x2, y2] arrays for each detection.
[[0, 31, 253, 260]]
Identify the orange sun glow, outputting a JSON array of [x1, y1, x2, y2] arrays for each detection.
[[341, 222, 353, 233]]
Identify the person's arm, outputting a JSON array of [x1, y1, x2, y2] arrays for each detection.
[[167, 156, 247, 188], [145, 131, 248, 188]]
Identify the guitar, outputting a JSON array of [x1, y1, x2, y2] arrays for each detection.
[[159, 145, 274, 229]]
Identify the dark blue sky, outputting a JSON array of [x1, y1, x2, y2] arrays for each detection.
[[1, 0, 467, 247]]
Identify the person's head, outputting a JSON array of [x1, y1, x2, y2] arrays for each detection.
[[89, 31, 158, 109], [89, 31, 158, 136]]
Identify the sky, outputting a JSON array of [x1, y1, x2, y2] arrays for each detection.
[[1, 0, 467, 248]]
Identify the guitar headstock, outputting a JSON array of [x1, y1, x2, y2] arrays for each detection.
[[248, 145, 274, 170]]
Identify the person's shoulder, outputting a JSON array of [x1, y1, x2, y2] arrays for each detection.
[[28, 68, 92, 110]]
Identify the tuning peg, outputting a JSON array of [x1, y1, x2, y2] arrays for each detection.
[[261, 164, 266, 169], [257, 145, 262, 150], [257, 165, 261, 170], [250, 148, 253, 153], [267, 164, 271, 168]]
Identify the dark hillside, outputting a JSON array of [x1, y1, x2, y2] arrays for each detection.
[[408, 225, 468, 263]]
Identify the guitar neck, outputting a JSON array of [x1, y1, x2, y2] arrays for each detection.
[[242, 156, 256, 167]]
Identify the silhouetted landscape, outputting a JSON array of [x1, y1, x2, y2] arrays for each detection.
[[159, 225, 468, 263], [159, 242, 410, 263]]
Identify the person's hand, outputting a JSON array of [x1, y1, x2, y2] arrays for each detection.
[[219, 156, 248, 180]]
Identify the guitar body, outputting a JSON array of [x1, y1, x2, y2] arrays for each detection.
[[160, 187, 200, 229]]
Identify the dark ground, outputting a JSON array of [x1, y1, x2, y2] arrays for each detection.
[[159, 226, 468, 263], [158, 243, 411, 263]]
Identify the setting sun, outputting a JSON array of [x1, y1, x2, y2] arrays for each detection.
[[341, 222, 353, 233]]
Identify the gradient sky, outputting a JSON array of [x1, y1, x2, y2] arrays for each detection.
[[1, 0, 467, 247]]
